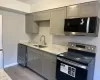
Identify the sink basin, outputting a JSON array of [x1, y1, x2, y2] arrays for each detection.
[[33, 45, 47, 48]]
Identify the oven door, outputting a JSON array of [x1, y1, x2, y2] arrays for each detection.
[[56, 57, 88, 80]]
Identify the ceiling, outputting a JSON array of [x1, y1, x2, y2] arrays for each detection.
[[17, 0, 36, 4]]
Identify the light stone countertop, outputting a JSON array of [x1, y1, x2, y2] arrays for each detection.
[[0, 69, 12, 80], [19, 41, 67, 55]]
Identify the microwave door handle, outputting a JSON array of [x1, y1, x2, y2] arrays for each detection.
[[86, 17, 90, 33]]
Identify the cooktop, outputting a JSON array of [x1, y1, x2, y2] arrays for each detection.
[[58, 51, 95, 65]]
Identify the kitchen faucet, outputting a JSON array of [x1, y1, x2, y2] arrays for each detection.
[[40, 35, 46, 45]]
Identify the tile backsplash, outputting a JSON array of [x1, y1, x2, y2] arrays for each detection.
[[30, 21, 53, 47]]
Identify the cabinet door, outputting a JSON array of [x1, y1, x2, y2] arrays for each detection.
[[25, 13, 39, 33], [79, 1, 97, 17], [27, 47, 42, 74], [42, 57, 56, 80], [67, 5, 79, 18], [33, 10, 50, 21], [43, 52, 56, 63], [50, 7, 66, 35]]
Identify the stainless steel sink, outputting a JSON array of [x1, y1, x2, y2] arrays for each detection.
[[33, 44, 47, 48]]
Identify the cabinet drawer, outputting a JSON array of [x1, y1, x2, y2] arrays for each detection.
[[43, 52, 57, 63], [27, 47, 42, 55]]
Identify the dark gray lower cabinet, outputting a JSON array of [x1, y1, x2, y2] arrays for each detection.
[[27, 47, 56, 80], [42, 57, 56, 80], [27, 47, 42, 75]]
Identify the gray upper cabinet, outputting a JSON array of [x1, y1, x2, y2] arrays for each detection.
[[25, 13, 39, 33], [79, 1, 97, 17], [66, 1, 97, 18], [66, 5, 79, 18], [50, 7, 66, 35], [33, 10, 51, 21]]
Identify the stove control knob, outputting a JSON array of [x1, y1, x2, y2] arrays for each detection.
[[87, 47, 91, 50], [92, 48, 94, 50], [71, 44, 74, 47]]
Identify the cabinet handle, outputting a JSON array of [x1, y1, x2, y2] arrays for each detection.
[[57, 57, 87, 69]]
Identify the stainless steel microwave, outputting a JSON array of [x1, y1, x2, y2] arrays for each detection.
[[64, 17, 100, 37]]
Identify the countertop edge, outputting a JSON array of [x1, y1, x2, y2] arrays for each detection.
[[19, 42, 67, 55]]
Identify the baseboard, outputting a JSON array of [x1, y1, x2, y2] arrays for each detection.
[[4, 63, 18, 68]]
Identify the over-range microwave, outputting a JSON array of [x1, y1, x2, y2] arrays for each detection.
[[64, 17, 100, 37]]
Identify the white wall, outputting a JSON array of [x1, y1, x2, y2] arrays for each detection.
[[31, 0, 96, 12], [0, 10, 29, 68], [0, 0, 30, 13]]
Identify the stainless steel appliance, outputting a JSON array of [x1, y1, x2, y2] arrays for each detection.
[[64, 17, 99, 36], [17, 44, 27, 66], [56, 42, 96, 80]]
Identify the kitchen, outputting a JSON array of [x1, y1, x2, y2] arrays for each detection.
[[0, 0, 100, 80]]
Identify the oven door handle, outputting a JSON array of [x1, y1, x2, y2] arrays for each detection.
[[57, 57, 87, 69]]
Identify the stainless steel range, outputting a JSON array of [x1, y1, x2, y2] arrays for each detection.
[[56, 42, 96, 80]]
